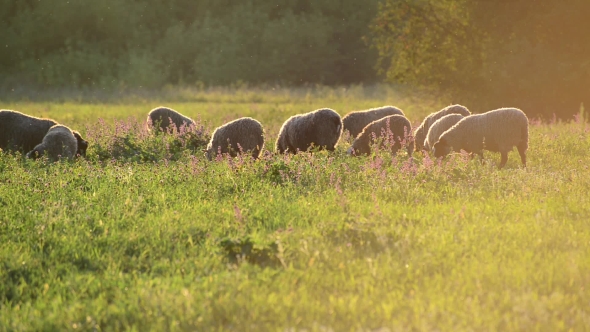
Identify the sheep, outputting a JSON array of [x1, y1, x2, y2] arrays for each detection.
[[0, 109, 57, 153], [206, 117, 265, 160], [342, 106, 405, 139], [276, 108, 342, 154], [26, 125, 78, 161], [423, 114, 466, 152], [72, 131, 89, 157], [432, 107, 528, 168], [147, 106, 195, 133], [347, 114, 414, 156], [414, 104, 471, 152], [0, 109, 88, 157]]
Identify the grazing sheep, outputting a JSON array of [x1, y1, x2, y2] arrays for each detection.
[[0, 109, 58, 153], [424, 114, 466, 152], [347, 115, 413, 156], [26, 125, 78, 161], [147, 106, 195, 133], [342, 106, 405, 139], [433, 107, 528, 168], [206, 117, 265, 160], [72, 131, 89, 157], [414, 104, 471, 152], [276, 108, 342, 154], [0, 109, 88, 157]]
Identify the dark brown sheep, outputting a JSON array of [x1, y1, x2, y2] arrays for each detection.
[[347, 115, 413, 156], [206, 117, 265, 160], [276, 108, 342, 154], [147, 106, 196, 133], [0, 110, 88, 156], [26, 125, 78, 161], [342, 106, 405, 139]]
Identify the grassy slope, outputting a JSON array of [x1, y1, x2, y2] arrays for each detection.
[[1, 87, 589, 331]]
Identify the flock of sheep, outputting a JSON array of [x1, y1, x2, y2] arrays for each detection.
[[0, 103, 529, 169], [148, 104, 528, 169]]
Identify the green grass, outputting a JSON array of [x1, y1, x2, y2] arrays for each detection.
[[1, 86, 590, 331]]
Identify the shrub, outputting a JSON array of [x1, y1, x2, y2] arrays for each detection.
[[87, 117, 209, 162]]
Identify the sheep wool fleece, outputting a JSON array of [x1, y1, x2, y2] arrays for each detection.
[[342, 106, 405, 139], [434, 107, 528, 168], [26, 124, 78, 161], [276, 108, 342, 154], [206, 117, 265, 160], [414, 104, 471, 151]]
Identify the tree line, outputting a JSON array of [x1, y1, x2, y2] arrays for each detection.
[[370, 0, 589, 118], [1, 0, 587, 118], [0, 0, 379, 88]]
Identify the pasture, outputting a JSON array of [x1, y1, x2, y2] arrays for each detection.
[[1, 86, 589, 331]]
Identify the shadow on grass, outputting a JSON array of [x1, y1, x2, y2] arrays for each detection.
[[219, 237, 282, 268]]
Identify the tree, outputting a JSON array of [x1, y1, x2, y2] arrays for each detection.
[[369, 0, 590, 118], [370, 0, 485, 90]]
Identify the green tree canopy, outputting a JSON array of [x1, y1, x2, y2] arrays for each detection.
[[369, 0, 590, 118], [0, 0, 379, 88]]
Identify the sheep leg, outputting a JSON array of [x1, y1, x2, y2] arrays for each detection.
[[498, 152, 508, 169], [517, 143, 527, 167]]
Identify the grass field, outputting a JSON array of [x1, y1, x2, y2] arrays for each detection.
[[1, 86, 590, 331]]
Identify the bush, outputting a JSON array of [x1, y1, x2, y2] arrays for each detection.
[[87, 117, 210, 163]]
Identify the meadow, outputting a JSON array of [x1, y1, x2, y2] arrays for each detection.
[[1, 86, 589, 331]]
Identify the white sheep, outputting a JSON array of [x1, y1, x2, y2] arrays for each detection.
[[414, 104, 471, 152], [433, 107, 529, 168], [423, 114, 466, 152]]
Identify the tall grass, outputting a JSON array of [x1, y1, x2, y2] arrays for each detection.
[[0, 88, 589, 330]]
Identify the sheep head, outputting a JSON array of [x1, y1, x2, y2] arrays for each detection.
[[73, 131, 89, 157], [26, 146, 44, 159], [433, 137, 451, 158]]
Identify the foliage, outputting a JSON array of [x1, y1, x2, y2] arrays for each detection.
[[370, 0, 483, 89], [87, 117, 210, 163], [0, 0, 379, 88], [1, 89, 590, 330], [2, 0, 586, 119], [369, 0, 590, 118]]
